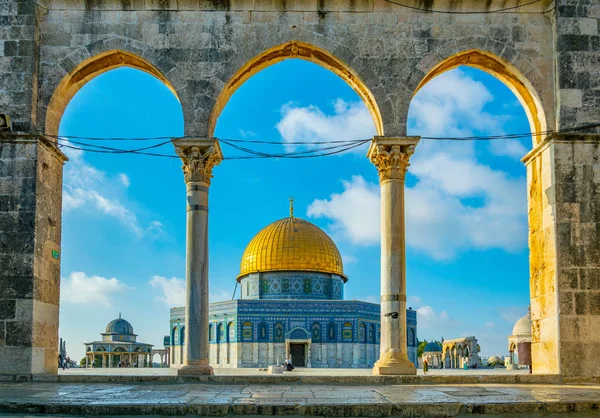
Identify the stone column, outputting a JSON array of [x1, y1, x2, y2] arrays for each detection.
[[369, 136, 419, 376], [173, 139, 222, 376]]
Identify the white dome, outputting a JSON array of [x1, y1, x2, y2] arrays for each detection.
[[512, 313, 532, 336]]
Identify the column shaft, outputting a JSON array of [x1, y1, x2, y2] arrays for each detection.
[[368, 137, 419, 376], [174, 139, 222, 376], [184, 182, 210, 368]]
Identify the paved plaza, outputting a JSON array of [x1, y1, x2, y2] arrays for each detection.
[[59, 367, 532, 377], [0, 381, 600, 417]]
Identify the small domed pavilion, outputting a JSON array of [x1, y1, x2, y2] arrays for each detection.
[[83, 314, 153, 368], [421, 341, 443, 369], [507, 310, 532, 369]]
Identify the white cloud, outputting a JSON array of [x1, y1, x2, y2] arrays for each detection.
[[150, 276, 232, 308], [416, 306, 454, 329], [303, 69, 528, 259], [408, 296, 422, 306], [307, 170, 526, 260], [150, 276, 186, 307], [409, 69, 502, 139], [61, 145, 159, 237], [364, 295, 379, 303], [119, 173, 131, 188], [341, 254, 358, 264], [308, 176, 380, 246], [489, 139, 528, 159], [500, 306, 527, 324], [239, 129, 257, 138], [276, 99, 376, 151], [61, 271, 130, 307]]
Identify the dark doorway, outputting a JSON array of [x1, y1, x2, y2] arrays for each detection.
[[290, 343, 306, 367]]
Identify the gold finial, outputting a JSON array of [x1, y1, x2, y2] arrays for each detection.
[[289, 196, 294, 218]]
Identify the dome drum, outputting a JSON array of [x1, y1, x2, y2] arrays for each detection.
[[240, 271, 345, 301]]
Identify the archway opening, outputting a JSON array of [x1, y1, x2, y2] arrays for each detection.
[[56, 59, 184, 367], [408, 63, 532, 372]]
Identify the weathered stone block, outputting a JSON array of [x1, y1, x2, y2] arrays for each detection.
[[0, 300, 16, 320]]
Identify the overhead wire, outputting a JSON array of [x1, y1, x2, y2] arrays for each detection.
[[10, 122, 597, 161], [381, 0, 546, 14]]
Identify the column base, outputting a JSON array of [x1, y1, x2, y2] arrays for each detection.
[[177, 362, 214, 376], [372, 352, 416, 376]]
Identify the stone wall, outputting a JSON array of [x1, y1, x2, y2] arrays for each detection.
[[0, 0, 40, 131], [30, 0, 555, 137], [555, 0, 600, 130], [0, 136, 65, 376]]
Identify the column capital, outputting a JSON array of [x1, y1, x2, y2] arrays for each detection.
[[173, 138, 223, 185], [367, 136, 420, 183]]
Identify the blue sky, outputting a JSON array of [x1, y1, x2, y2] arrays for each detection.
[[58, 59, 531, 362]]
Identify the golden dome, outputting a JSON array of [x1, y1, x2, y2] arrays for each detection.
[[238, 216, 345, 281]]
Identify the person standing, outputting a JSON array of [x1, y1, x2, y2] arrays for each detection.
[[423, 359, 428, 374]]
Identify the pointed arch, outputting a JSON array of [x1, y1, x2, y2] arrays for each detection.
[[45, 50, 180, 137], [413, 49, 547, 146], [209, 41, 384, 137]]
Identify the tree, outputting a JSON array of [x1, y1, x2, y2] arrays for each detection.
[[80, 357, 86, 367], [417, 341, 428, 357]]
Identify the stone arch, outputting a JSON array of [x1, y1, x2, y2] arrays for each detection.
[[44, 49, 180, 137], [227, 321, 235, 343], [209, 41, 384, 138], [412, 49, 547, 146], [179, 326, 185, 346]]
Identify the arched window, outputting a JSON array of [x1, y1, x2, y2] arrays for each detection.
[[227, 322, 235, 342], [327, 322, 336, 342], [217, 323, 225, 343], [311, 322, 322, 343], [359, 323, 367, 344], [258, 321, 268, 342], [407, 329, 414, 346], [242, 321, 253, 341], [274, 322, 285, 343], [208, 324, 213, 342], [179, 326, 185, 345], [171, 327, 176, 346], [369, 324, 376, 344], [342, 322, 353, 342]]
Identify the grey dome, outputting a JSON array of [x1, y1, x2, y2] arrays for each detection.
[[105, 317, 134, 335]]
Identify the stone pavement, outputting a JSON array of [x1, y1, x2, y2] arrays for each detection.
[[0, 382, 600, 417]]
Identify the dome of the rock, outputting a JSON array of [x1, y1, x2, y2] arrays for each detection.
[[238, 216, 345, 281]]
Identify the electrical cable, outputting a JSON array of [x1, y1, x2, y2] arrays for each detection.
[[5, 122, 596, 161], [382, 0, 545, 14]]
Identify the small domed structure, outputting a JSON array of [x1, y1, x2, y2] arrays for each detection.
[[423, 342, 442, 353], [488, 355, 503, 364], [104, 316, 134, 336], [84, 314, 153, 369], [512, 313, 532, 337], [507, 310, 532, 370]]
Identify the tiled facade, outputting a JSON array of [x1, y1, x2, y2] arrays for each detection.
[[169, 299, 418, 368]]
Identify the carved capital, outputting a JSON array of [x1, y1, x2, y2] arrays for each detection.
[[173, 139, 222, 185], [367, 137, 420, 183]]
